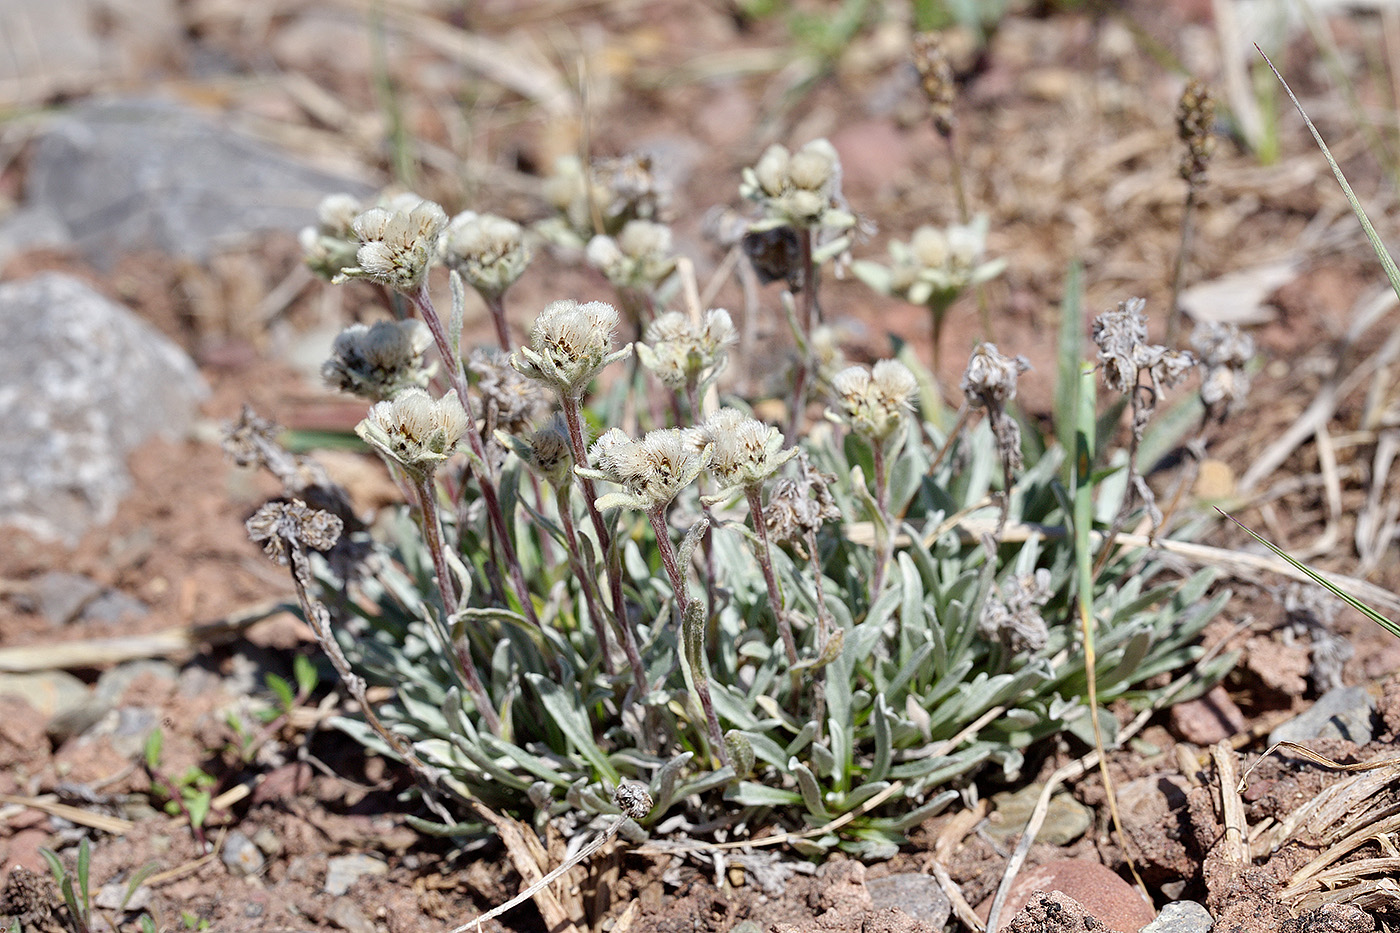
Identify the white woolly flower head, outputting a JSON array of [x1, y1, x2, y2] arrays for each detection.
[[441, 211, 531, 299], [635, 308, 737, 390], [322, 319, 434, 401], [740, 139, 854, 231], [356, 387, 470, 475], [511, 299, 632, 399], [586, 219, 677, 292], [856, 215, 1006, 307], [333, 198, 448, 294], [497, 414, 574, 488], [300, 193, 367, 280], [962, 343, 1030, 408], [579, 427, 712, 512], [699, 408, 797, 496], [830, 359, 917, 442]]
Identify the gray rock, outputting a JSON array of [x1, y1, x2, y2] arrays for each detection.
[[80, 590, 150, 625], [1142, 900, 1213, 933], [222, 830, 265, 877], [33, 571, 104, 626], [324, 853, 388, 896], [1269, 686, 1376, 747], [0, 204, 72, 267], [25, 98, 372, 268], [326, 899, 377, 933], [94, 879, 152, 912], [94, 660, 179, 707], [0, 274, 207, 545], [867, 873, 952, 929], [0, 670, 92, 720], [986, 783, 1093, 846], [76, 707, 161, 760]]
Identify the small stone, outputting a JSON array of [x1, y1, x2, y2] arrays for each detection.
[[1005, 891, 1112, 933], [1268, 685, 1376, 747], [79, 591, 149, 625], [251, 827, 283, 857], [94, 879, 152, 912], [94, 660, 179, 707], [326, 899, 377, 933], [32, 572, 103, 626], [0, 671, 92, 722], [1141, 900, 1212, 933], [222, 831, 265, 877], [986, 783, 1093, 846], [978, 859, 1156, 933], [1170, 685, 1246, 745], [324, 854, 388, 896], [1296, 903, 1375, 933], [867, 873, 952, 929]]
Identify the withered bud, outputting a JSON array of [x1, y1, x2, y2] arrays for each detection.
[[246, 499, 344, 565], [1177, 80, 1216, 187], [912, 32, 957, 137]]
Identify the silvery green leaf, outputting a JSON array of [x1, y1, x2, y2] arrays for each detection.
[[850, 259, 893, 296], [405, 815, 486, 836], [737, 730, 788, 769], [727, 782, 802, 807], [870, 693, 894, 783], [527, 673, 619, 784], [677, 517, 710, 579], [675, 766, 735, 798], [809, 742, 836, 776], [789, 758, 832, 821], [479, 733, 573, 787], [726, 731, 755, 778], [837, 781, 891, 811], [884, 789, 957, 832], [845, 834, 899, 861], [448, 269, 465, 359], [785, 721, 818, 757], [649, 753, 693, 816]]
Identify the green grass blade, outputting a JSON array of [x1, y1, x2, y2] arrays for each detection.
[[1217, 508, 1400, 640], [1054, 261, 1085, 470], [1260, 47, 1400, 304]]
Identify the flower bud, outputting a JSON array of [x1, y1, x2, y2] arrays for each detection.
[[441, 211, 531, 300], [333, 199, 448, 294], [356, 388, 470, 475], [512, 300, 632, 400]]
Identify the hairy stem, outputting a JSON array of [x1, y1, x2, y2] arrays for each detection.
[[745, 486, 798, 665], [561, 396, 648, 691], [785, 227, 817, 439], [555, 485, 614, 675], [409, 286, 541, 632], [413, 473, 501, 734], [484, 292, 513, 352]]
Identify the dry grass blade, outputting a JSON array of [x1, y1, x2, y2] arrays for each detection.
[[0, 794, 133, 835], [1212, 743, 1251, 865]]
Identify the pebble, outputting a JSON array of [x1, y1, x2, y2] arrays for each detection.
[[1269, 685, 1376, 747], [324, 854, 388, 896], [867, 873, 952, 929], [32, 572, 104, 626], [326, 899, 377, 933], [79, 590, 150, 625], [985, 783, 1093, 846], [1170, 684, 1246, 745], [94, 660, 179, 707], [222, 830, 265, 877], [1141, 900, 1212, 933], [0, 671, 92, 722]]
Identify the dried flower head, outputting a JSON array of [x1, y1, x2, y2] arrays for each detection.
[[636, 308, 737, 391], [979, 568, 1053, 654], [512, 299, 632, 400], [246, 499, 344, 565], [441, 211, 531, 300], [699, 408, 798, 495], [912, 32, 957, 137], [223, 405, 283, 469], [333, 198, 448, 294], [580, 427, 712, 512], [322, 320, 433, 401], [740, 139, 855, 232], [1092, 298, 1196, 395], [1177, 79, 1216, 188], [469, 347, 553, 437], [962, 343, 1030, 407], [856, 216, 1005, 308], [300, 193, 366, 280], [356, 388, 470, 475], [765, 452, 840, 556], [539, 152, 669, 246], [830, 359, 917, 442], [1191, 321, 1253, 421], [586, 220, 677, 292]]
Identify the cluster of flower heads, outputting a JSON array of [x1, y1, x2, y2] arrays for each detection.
[[764, 453, 841, 556], [333, 198, 449, 294], [539, 152, 670, 247], [978, 568, 1054, 654], [511, 299, 632, 400], [699, 408, 798, 498], [580, 427, 713, 513], [854, 216, 1005, 309], [1092, 297, 1196, 394], [740, 139, 855, 232], [440, 211, 531, 301], [322, 320, 434, 401], [355, 388, 470, 477], [829, 360, 919, 443], [636, 308, 737, 392], [586, 219, 678, 294]]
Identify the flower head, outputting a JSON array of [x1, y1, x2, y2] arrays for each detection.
[[1092, 298, 1196, 394], [300, 193, 366, 280], [469, 347, 553, 437], [979, 568, 1053, 654], [586, 220, 677, 292], [579, 427, 712, 512], [322, 320, 433, 401], [699, 408, 797, 496], [855, 215, 1005, 308], [1192, 321, 1253, 421], [765, 452, 840, 556], [246, 499, 344, 565], [538, 153, 669, 247], [355, 388, 470, 475], [441, 211, 531, 300], [333, 198, 448, 294], [512, 300, 632, 399], [636, 308, 737, 391], [830, 359, 917, 442], [740, 139, 854, 231], [962, 343, 1030, 408], [498, 415, 574, 488]]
